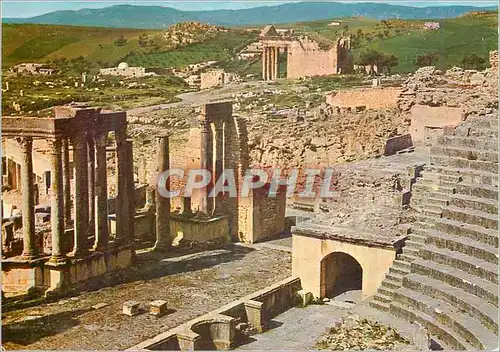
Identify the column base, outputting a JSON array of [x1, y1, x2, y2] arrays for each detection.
[[67, 249, 89, 258], [20, 252, 39, 261], [48, 256, 69, 265]]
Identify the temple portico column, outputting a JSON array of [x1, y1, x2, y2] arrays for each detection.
[[115, 128, 130, 245], [268, 47, 272, 80], [20, 137, 38, 259], [154, 135, 171, 251], [274, 47, 280, 79], [49, 138, 66, 263], [198, 118, 213, 214], [271, 47, 276, 80], [70, 133, 89, 257], [93, 133, 109, 251], [62, 138, 72, 226], [262, 47, 266, 80]]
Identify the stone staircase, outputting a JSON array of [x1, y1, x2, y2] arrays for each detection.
[[370, 115, 499, 350]]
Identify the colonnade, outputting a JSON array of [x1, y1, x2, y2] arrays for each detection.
[[16, 127, 134, 262], [262, 46, 281, 81]]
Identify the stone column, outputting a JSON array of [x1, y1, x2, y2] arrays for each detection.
[[71, 133, 89, 257], [20, 137, 38, 259], [199, 119, 213, 215], [16, 164, 22, 191], [213, 121, 224, 214], [262, 47, 267, 81], [49, 138, 66, 263], [271, 47, 276, 80], [93, 133, 109, 251], [87, 135, 96, 239], [115, 128, 130, 245], [154, 135, 171, 251], [268, 48, 273, 81], [125, 140, 135, 243], [274, 47, 280, 80], [62, 138, 72, 226]]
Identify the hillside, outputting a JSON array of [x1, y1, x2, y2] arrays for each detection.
[[2, 22, 252, 69], [4, 2, 497, 29], [285, 12, 498, 73]]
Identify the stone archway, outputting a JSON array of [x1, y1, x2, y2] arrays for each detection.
[[320, 252, 363, 298]]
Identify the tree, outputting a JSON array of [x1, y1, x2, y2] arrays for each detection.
[[414, 53, 439, 67], [379, 54, 399, 74], [357, 50, 399, 75], [461, 54, 487, 70], [356, 49, 384, 74]]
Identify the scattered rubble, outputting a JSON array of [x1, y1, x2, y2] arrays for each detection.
[[315, 313, 411, 351]]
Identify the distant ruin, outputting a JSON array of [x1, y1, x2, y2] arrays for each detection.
[[259, 25, 353, 80]]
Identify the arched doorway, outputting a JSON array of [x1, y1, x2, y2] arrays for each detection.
[[320, 252, 363, 298]]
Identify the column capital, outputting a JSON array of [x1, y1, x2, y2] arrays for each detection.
[[19, 136, 33, 149], [71, 133, 88, 149], [47, 138, 63, 154]]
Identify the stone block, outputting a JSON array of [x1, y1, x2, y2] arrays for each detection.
[[297, 289, 313, 307], [149, 300, 168, 316], [123, 300, 140, 316]]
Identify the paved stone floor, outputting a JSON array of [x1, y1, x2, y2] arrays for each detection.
[[237, 304, 349, 350], [2, 245, 291, 350]]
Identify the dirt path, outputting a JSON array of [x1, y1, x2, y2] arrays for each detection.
[[127, 81, 271, 116]]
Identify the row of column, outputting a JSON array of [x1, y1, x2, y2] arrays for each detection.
[[19, 131, 134, 263], [262, 46, 280, 81]]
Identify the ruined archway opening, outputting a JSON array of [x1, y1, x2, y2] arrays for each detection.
[[320, 252, 362, 299]]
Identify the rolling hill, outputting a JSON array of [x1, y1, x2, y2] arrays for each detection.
[[4, 2, 497, 29]]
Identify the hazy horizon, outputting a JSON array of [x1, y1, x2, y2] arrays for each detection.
[[2, 0, 498, 18]]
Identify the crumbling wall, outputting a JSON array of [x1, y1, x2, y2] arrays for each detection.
[[249, 105, 406, 169], [397, 59, 498, 145], [287, 38, 338, 79], [200, 70, 225, 90], [326, 88, 401, 110]]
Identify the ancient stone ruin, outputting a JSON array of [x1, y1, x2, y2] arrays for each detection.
[[260, 24, 353, 80], [2, 106, 135, 295]]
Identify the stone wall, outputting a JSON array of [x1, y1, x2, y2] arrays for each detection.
[[326, 87, 401, 110], [409, 105, 463, 144], [200, 70, 225, 90], [129, 276, 302, 351], [287, 38, 337, 79], [238, 184, 287, 243]]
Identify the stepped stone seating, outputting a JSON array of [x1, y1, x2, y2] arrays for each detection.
[[370, 114, 499, 350]]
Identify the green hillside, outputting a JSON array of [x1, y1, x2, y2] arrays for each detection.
[[125, 30, 257, 68], [2, 24, 156, 68], [291, 13, 498, 73]]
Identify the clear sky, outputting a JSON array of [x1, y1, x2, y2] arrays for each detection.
[[2, 0, 497, 18]]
